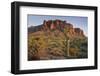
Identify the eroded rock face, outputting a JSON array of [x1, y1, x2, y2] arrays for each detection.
[[42, 19, 85, 37], [28, 19, 85, 38], [43, 19, 65, 30], [74, 28, 84, 36]]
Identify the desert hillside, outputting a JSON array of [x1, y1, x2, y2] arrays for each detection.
[[28, 19, 88, 60]]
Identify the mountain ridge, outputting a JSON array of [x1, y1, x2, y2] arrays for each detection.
[[28, 19, 86, 38]]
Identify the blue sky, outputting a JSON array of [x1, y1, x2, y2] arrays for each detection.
[[27, 15, 88, 36]]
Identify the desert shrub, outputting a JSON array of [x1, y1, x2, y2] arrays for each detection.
[[69, 48, 79, 57], [69, 38, 88, 58], [28, 36, 40, 60]]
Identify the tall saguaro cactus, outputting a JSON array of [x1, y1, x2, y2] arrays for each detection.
[[55, 21, 70, 57]]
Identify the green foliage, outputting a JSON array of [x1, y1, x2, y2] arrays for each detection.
[[28, 27, 88, 60], [70, 38, 88, 58]]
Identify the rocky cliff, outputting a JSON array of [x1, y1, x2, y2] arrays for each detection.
[[43, 20, 85, 37], [28, 19, 85, 38]]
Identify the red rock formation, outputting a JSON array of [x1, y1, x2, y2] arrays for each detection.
[[74, 28, 84, 36], [42, 19, 85, 37], [50, 21, 55, 30]]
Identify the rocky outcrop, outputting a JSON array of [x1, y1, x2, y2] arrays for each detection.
[[42, 19, 85, 37], [43, 19, 65, 30], [28, 19, 85, 37]]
